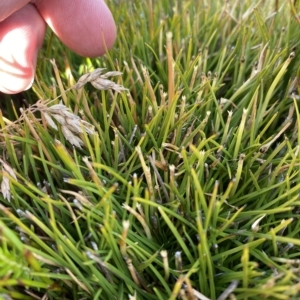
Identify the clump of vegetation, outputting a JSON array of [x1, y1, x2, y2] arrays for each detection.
[[1, 0, 300, 299]]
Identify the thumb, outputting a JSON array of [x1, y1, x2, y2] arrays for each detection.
[[0, 4, 45, 94]]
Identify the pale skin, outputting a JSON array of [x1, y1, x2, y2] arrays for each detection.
[[0, 0, 117, 94]]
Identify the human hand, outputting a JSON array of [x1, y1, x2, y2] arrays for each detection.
[[0, 0, 116, 94]]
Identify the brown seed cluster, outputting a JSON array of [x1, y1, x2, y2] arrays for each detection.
[[39, 102, 95, 148], [37, 68, 127, 148], [0, 158, 17, 202], [73, 68, 128, 92]]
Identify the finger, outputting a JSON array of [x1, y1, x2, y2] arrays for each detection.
[[0, 0, 30, 22], [0, 4, 46, 94], [35, 0, 116, 57]]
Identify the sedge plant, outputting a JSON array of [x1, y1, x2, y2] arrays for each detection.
[[0, 0, 300, 299]]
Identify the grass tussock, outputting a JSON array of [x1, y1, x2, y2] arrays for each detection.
[[1, 0, 300, 299]]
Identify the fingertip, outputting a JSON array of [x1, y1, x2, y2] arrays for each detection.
[[88, 17, 117, 57], [36, 0, 117, 57]]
